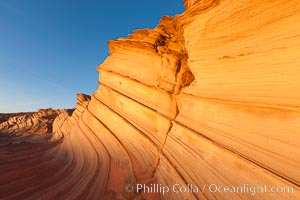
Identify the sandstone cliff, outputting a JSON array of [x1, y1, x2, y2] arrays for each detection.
[[0, 0, 300, 199]]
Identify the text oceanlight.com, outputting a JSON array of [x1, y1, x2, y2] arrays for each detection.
[[124, 183, 294, 196]]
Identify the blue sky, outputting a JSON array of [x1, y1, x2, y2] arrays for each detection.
[[0, 0, 184, 113]]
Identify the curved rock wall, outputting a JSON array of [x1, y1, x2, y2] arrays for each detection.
[[51, 0, 300, 199], [178, 0, 300, 186], [1, 0, 299, 199]]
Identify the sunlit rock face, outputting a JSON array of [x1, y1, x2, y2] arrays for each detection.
[[0, 109, 62, 137], [0, 0, 300, 199]]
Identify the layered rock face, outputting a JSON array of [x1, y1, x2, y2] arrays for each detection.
[[0, 109, 63, 142], [50, 0, 300, 199], [0, 109, 69, 199], [52, 94, 90, 141], [0, 0, 300, 199]]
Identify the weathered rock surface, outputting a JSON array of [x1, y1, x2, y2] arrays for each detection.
[[0, 109, 64, 141], [0, 0, 300, 199]]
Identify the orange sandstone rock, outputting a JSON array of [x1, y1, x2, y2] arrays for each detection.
[[1, 0, 300, 199]]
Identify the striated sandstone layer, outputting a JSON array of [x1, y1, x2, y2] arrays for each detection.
[[0, 109, 64, 143], [0, 0, 300, 199]]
